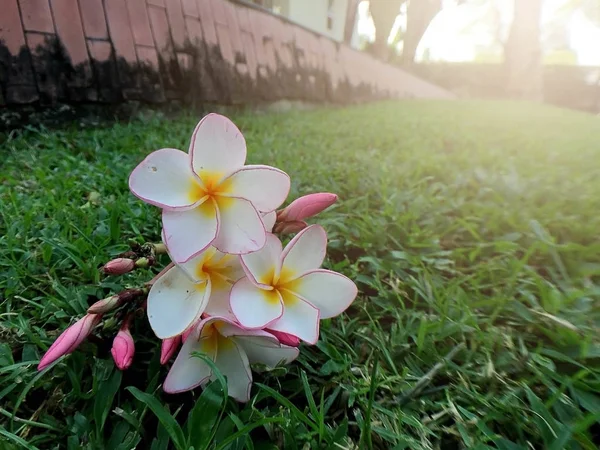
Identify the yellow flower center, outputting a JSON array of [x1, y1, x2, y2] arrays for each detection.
[[261, 266, 301, 306], [188, 171, 234, 204], [194, 249, 237, 291], [199, 321, 235, 353]]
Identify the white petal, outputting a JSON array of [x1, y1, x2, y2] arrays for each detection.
[[190, 114, 246, 179], [212, 337, 252, 402], [129, 148, 202, 210], [147, 267, 211, 339], [162, 200, 219, 263], [225, 258, 247, 282], [236, 335, 299, 367], [163, 325, 216, 393], [212, 197, 266, 255], [240, 234, 282, 287], [230, 277, 283, 329], [287, 270, 358, 319], [269, 291, 320, 344], [178, 249, 244, 283], [261, 211, 277, 233], [209, 252, 246, 282], [217, 323, 276, 339], [221, 165, 290, 212], [204, 282, 236, 321], [176, 247, 218, 282], [280, 225, 327, 282]]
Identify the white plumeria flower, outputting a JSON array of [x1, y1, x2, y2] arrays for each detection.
[[230, 225, 358, 344], [129, 113, 291, 263], [261, 211, 277, 232], [148, 245, 244, 339], [164, 316, 299, 402]]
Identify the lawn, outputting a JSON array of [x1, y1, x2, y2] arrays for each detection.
[[1, 100, 600, 449]]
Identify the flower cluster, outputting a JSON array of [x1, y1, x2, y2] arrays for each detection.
[[37, 114, 357, 402]]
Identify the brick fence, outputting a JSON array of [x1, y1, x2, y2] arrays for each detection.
[[0, 0, 453, 107]]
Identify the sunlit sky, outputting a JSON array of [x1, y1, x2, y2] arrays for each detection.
[[355, 0, 600, 65]]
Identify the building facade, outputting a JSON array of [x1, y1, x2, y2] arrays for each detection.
[[251, 0, 351, 42]]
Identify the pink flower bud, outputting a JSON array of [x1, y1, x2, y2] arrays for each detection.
[[102, 258, 135, 275], [273, 220, 308, 235], [160, 336, 181, 365], [181, 328, 194, 343], [111, 328, 135, 370], [266, 329, 300, 347], [38, 314, 102, 371], [278, 193, 338, 222], [87, 295, 120, 314]]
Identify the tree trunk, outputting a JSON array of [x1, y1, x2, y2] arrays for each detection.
[[504, 0, 543, 101], [402, 0, 442, 64], [344, 0, 361, 45], [369, 0, 405, 60]]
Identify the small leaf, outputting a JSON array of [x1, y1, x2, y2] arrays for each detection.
[[548, 426, 572, 450], [94, 368, 122, 436], [300, 371, 320, 424], [0, 343, 15, 367], [493, 438, 525, 450], [0, 428, 38, 450], [21, 344, 38, 362], [186, 380, 227, 450], [319, 360, 344, 376], [126, 386, 186, 450], [530, 219, 553, 244], [107, 422, 132, 450], [571, 388, 600, 414], [215, 417, 285, 450], [151, 421, 171, 450], [534, 311, 578, 331], [256, 383, 317, 432]]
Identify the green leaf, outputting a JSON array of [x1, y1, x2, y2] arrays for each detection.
[[225, 413, 253, 450], [318, 359, 344, 376], [360, 355, 379, 450], [107, 422, 132, 450], [524, 385, 558, 445], [151, 421, 171, 450], [493, 438, 525, 450], [94, 368, 122, 437], [256, 383, 318, 432], [126, 386, 186, 450], [300, 370, 320, 424], [548, 426, 572, 450], [329, 418, 349, 445], [0, 428, 39, 450], [571, 388, 600, 414], [186, 380, 227, 450], [0, 343, 14, 367], [189, 351, 228, 397], [215, 417, 285, 450]]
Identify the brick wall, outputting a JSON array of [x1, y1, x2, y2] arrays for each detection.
[[0, 0, 453, 107]]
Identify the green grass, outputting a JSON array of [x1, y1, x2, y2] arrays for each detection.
[[1, 100, 600, 449]]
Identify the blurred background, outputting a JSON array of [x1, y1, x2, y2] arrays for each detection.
[[255, 0, 600, 111], [3, 0, 600, 125]]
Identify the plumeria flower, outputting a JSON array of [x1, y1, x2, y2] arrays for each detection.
[[230, 225, 358, 344], [261, 211, 277, 233], [148, 245, 244, 338], [129, 113, 291, 263], [164, 316, 299, 402]]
